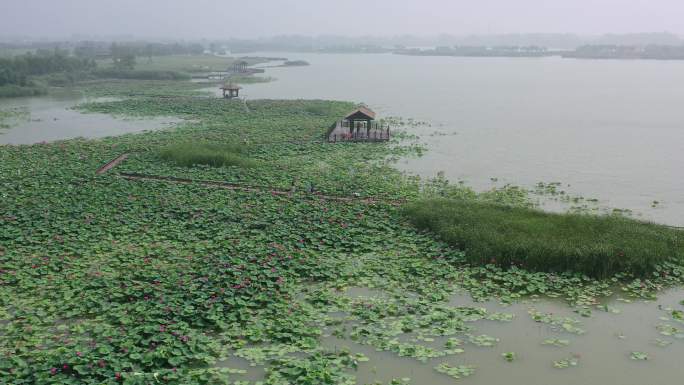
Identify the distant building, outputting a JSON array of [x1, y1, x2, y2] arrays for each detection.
[[232, 60, 249, 73], [220, 83, 241, 99]]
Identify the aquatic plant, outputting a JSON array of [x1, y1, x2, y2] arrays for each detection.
[[4, 78, 684, 384], [542, 338, 570, 347], [403, 198, 684, 278], [434, 363, 475, 379], [159, 142, 256, 168], [553, 356, 579, 369]]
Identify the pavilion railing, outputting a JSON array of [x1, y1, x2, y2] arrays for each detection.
[[327, 120, 390, 142]]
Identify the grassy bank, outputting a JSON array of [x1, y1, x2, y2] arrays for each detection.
[[403, 198, 684, 278]]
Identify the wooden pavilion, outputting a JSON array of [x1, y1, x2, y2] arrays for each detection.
[[327, 106, 390, 142], [232, 60, 249, 73], [220, 84, 242, 99]]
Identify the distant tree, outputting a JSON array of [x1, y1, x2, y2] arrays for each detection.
[[143, 44, 154, 63], [111, 43, 136, 70], [74, 44, 98, 59]]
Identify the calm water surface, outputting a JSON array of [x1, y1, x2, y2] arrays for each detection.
[[0, 90, 177, 145], [243, 52, 684, 226]]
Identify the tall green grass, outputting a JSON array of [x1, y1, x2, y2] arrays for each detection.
[[159, 143, 256, 168], [403, 198, 684, 278]]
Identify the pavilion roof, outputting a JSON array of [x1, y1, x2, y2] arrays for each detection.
[[345, 106, 376, 120], [221, 84, 242, 90]]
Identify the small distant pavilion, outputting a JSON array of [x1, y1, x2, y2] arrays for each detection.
[[232, 60, 249, 73], [220, 84, 242, 99]]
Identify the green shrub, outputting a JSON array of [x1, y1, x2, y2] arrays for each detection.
[[403, 198, 684, 278], [0, 84, 46, 98], [159, 142, 256, 168]]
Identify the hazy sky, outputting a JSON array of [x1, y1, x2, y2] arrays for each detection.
[[0, 0, 681, 39]]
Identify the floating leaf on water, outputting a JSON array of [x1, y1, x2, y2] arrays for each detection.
[[542, 338, 570, 347], [654, 339, 672, 347], [445, 337, 463, 349], [574, 306, 592, 317], [553, 356, 579, 369], [223, 368, 247, 374], [528, 308, 585, 334], [502, 352, 516, 362], [486, 312, 515, 322], [656, 323, 681, 337], [355, 353, 370, 362], [468, 334, 499, 347], [630, 351, 649, 361], [434, 363, 476, 379]]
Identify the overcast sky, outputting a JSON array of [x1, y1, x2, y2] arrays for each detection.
[[0, 0, 681, 39]]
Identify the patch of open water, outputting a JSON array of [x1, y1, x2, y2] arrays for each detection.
[[0, 90, 179, 145], [322, 287, 684, 385]]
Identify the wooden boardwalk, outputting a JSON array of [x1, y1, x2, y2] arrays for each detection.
[[96, 153, 129, 175], [118, 172, 404, 205], [327, 121, 390, 143]]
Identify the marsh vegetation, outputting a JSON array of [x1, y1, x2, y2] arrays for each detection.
[[404, 198, 684, 278], [2, 52, 684, 385], [159, 142, 256, 168]]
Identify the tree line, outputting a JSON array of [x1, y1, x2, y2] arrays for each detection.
[[0, 49, 96, 87], [74, 42, 204, 60]]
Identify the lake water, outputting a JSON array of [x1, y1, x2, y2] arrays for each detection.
[[323, 288, 684, 385], [0, 90, 177, 145], [219, 285, 684, 385], [242, 52, 684, 226]]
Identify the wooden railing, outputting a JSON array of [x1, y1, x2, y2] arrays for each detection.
[[327, 120, 390, 142]]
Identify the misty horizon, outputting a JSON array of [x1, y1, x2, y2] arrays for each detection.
[[2, 0, 684, 40]]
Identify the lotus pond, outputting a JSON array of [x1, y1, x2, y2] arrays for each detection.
[[1, 83, 684, 384]]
